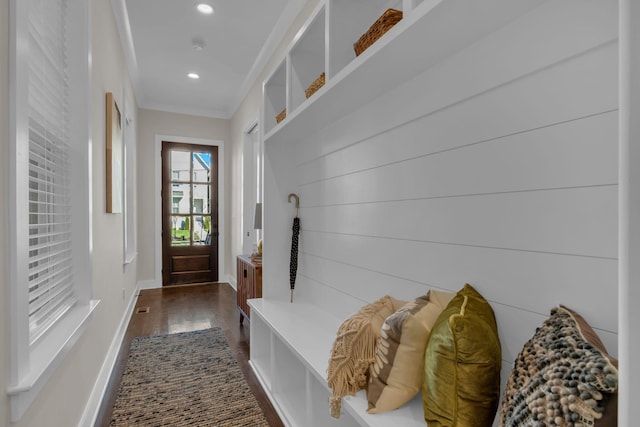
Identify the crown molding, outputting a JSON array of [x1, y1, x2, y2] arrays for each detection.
[[110, 0, 144, 107], [228, 0, 307, 118], [110, 0, 307, 120]]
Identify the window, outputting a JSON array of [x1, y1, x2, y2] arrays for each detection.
[[123, 97, 137, 264], [26, 0, 76, 346], [8, 0, 96, 421]]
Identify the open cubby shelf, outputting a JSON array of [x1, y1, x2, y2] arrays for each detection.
[[262, 0, 544, 142]]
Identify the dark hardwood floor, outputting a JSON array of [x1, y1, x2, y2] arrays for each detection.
[[94, 282, 284, 427]]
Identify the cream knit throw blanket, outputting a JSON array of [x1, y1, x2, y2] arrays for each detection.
[[327, 296, 395, 418]]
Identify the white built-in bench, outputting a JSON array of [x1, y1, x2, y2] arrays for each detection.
[[252, 0, 620, 424], [248, 298, 425, 427]]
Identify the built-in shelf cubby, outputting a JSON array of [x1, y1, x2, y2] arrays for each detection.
[[328, 0, 401, 78], [249, 311, 272, 389], [290, 6, 326, 110], [261, 0, 544, 144], [263, 60, 287, 133], [272, 342, 307, 424]]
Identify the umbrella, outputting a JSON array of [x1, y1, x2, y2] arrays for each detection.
[[288, 193, 300, 303]]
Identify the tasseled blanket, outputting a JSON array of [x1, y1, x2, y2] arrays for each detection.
[[327, 296, 396, 418]]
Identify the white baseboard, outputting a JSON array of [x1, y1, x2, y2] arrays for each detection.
[[77, 282, 140, 427], [137, 279, 160, 290], [225, 274, 237, 291], [138, 276, 232, 291]]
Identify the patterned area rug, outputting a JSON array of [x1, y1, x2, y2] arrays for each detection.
[[109, 328, 269, 426]]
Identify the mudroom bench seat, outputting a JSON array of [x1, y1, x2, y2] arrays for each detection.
[[248, 298, 425, 427]]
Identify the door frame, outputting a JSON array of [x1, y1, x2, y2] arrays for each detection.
[[153, 135, 225, 288], [242, 119, 261, 255]]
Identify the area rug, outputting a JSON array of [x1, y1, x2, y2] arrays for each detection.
[[109, 328, 270, 426]]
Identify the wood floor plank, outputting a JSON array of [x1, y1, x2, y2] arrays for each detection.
[[93, 282, 284, 427]]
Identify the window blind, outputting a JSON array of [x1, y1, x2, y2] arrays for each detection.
[[27, 0, 76, 345]]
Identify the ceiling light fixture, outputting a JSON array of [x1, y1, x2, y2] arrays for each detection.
[[188, 73, 200, 79], [196, 3, 214, 14], [192, 37, 206, 51]]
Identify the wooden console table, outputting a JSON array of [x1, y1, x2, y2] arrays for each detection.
[[236, 255, 262, 324]]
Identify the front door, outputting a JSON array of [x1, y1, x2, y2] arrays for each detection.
[[162, 141, 219, 285]]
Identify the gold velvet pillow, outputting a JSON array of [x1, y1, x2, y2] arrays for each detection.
[[327, 295, 401, 418], [422, 284, 502, 427], [500, 305, 618, 427], [367, 290, 454, 414]]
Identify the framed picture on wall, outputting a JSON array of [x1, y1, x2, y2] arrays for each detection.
[[106, 91, 123, 213]]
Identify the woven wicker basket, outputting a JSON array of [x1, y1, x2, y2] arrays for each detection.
[[276, 108, 286, 124], [305, 72, 326, 99], [354, 8, 403, 57]]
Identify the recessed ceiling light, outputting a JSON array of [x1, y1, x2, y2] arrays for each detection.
[[192, 37, 206, 51], [196, 3, 214, 14], [188, 73, 200, 79]]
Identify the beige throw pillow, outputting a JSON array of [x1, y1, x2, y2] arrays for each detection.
[[367, 290, 454, 414]]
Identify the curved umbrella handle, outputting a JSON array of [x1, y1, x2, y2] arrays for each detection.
[[288, 193, 299, 217]]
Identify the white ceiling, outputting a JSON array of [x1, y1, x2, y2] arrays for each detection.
[[112, 0, 305, 119]]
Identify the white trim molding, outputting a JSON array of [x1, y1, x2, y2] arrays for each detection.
[[137, 279, 160, 290], [77, 283, 140, 427], [9, 301, 100, 422], [228, 0, 307, 117], [226, 274, 237, 291], [619, 0, 640, 423], [109, 0, 143, 107], [8, 0, 95, 421]]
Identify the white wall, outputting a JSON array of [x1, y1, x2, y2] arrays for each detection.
[[136, 109, 231, 284], [1, 0, 10, 424], [229, 0, 322, 285], [263, 0, 619, 412], [1, 0, 139, 425]]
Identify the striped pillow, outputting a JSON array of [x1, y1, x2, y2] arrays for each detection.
[[367, 290, 454, 414]]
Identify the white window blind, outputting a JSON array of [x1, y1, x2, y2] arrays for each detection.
[[27, 0, 76, 344]]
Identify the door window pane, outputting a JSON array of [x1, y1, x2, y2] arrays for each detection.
[[171, 151, 190, 182], [192, 152, 211, 183], [171, 183, 191, 214], [193, 215, 211, 246], [192, 184, 210, 213], [171, 215, 191, 246]]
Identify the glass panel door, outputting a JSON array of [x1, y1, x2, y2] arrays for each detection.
[[162, 141, 219, 285]]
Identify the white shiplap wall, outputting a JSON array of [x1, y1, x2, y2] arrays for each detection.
[[263, 0, 618, 401]]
